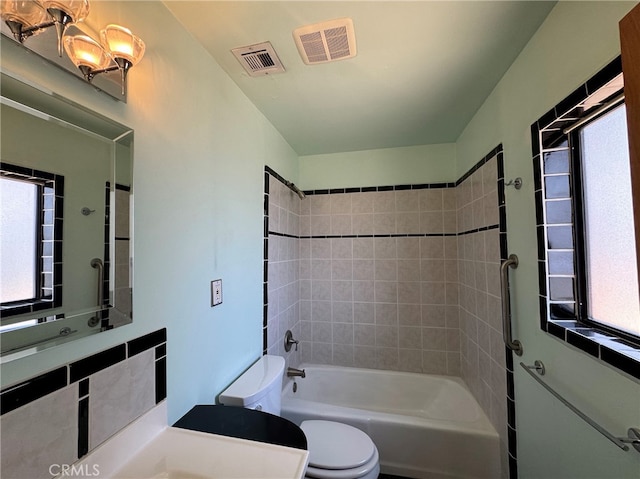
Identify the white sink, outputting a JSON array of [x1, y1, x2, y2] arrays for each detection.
[[112, 427, 308, 478], [64, 403, 308, 479]]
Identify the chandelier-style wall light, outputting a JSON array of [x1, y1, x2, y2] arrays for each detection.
[[1, 0, 145, 95]]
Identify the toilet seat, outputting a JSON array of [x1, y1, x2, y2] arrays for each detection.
[[301, 420, 380, 479]]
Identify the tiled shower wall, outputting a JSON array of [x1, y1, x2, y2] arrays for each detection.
[[297, 186, 460, 373], [265, 146, 515, 477], [264, 169, 302, 370], [456, 153, 514, 477]]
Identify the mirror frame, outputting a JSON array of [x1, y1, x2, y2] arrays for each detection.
[[0, 71, 134, 359]]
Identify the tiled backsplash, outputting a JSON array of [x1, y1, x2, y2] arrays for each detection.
[[0, 329, 166, 479], [264, 145, 516, 478]]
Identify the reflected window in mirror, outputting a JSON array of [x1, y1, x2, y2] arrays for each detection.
[[0, 163, 63, 321]]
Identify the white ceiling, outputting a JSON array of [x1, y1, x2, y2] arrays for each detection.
[[165, 1, 556, 156]]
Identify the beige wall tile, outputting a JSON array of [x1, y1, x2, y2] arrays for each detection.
[[354, 302, 375, 324], [331, 193, 352, 214], [419, 189, 443, 211], [352, 213, 374, 234], [353, 237, 374, 258], [373, 191, 396, 212], [395, 190, 420, 212], [351, 192, 374, 214]]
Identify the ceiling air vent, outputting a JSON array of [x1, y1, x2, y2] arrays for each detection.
[[231, 41, 285, 77], [293, 18, 357, 65]]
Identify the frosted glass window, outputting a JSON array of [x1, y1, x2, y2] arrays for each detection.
[[0, 177, 37, 302], [580, 104, 640, 336]]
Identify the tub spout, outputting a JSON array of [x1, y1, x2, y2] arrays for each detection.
[[287, 367, 306, 378]]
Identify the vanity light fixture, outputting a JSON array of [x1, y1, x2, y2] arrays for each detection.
[[65, 24, 145, 94], [1, 0, 145, 95]]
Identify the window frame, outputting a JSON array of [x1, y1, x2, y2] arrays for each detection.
[[0, 162, 64, 320], [533, 56, 640, 380], [569, 103, 640, 344]]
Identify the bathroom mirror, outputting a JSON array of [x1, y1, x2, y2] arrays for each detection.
[[0, 72, 133, 358]]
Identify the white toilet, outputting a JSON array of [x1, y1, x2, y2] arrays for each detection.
[[219, 355, 380, 479]]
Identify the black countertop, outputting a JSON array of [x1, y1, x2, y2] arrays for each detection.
[[172, 405, 307, 451]]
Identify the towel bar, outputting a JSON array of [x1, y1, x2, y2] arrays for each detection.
[[520, 361, 640, 453]]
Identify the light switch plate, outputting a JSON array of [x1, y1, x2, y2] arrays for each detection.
[[211, 279, 222, 306]]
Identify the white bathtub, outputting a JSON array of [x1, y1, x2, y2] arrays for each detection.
[[281, 364, 500, 479]]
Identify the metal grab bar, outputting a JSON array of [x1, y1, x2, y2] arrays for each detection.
[[90, 258, 104, 306], [88, 258, 104, 328], [521, 362, 640, 453], [500, 254, 523, 355]]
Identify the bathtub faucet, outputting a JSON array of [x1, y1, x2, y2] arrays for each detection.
[[286, 367, 306, 378]]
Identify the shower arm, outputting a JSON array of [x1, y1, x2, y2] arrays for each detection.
[[283, 180, 306, 200]]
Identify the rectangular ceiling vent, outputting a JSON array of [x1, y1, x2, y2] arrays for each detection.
[[293, 18, 357, 65], [231, 42, 285, 77]]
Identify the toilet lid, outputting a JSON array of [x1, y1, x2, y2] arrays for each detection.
[[301, 420, 376, 470]]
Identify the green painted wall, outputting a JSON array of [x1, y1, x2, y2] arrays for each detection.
[[0, 1, 298, 425], [456, 2, 640, 478], [299, 143, 456, 189]]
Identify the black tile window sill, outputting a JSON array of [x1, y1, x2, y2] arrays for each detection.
[[546, 320, 640, 379]]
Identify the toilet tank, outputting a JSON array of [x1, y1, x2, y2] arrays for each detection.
[[218, 355, 285, 415]]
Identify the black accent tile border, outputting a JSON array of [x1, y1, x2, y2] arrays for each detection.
[[301, 181, 459, 196], [155, 344, 167, 360], [128, 329, 167, 357], [0, 366, 67, 415], [78, 397, 89, 458], [492, 148, 520, 479], [508, 454, 518, 479], [508, 425, 517, 459], [69, 345, 127, 383], [79, 378, 89, 398], [566, 330, 600, 358], [155, 357, 167, 404], [102, 182, 111, 330], [532, 55, 640, 381]]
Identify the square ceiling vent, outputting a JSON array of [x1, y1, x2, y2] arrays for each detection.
[[293, 18, 357, 65], [231, 41, 285, 77]]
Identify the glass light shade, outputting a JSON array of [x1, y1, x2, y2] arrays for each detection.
[[0, 0, 48, 28], [39, 0, 89, 23], [100, 24, 145, 65], [63, 34, 111, 71]]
